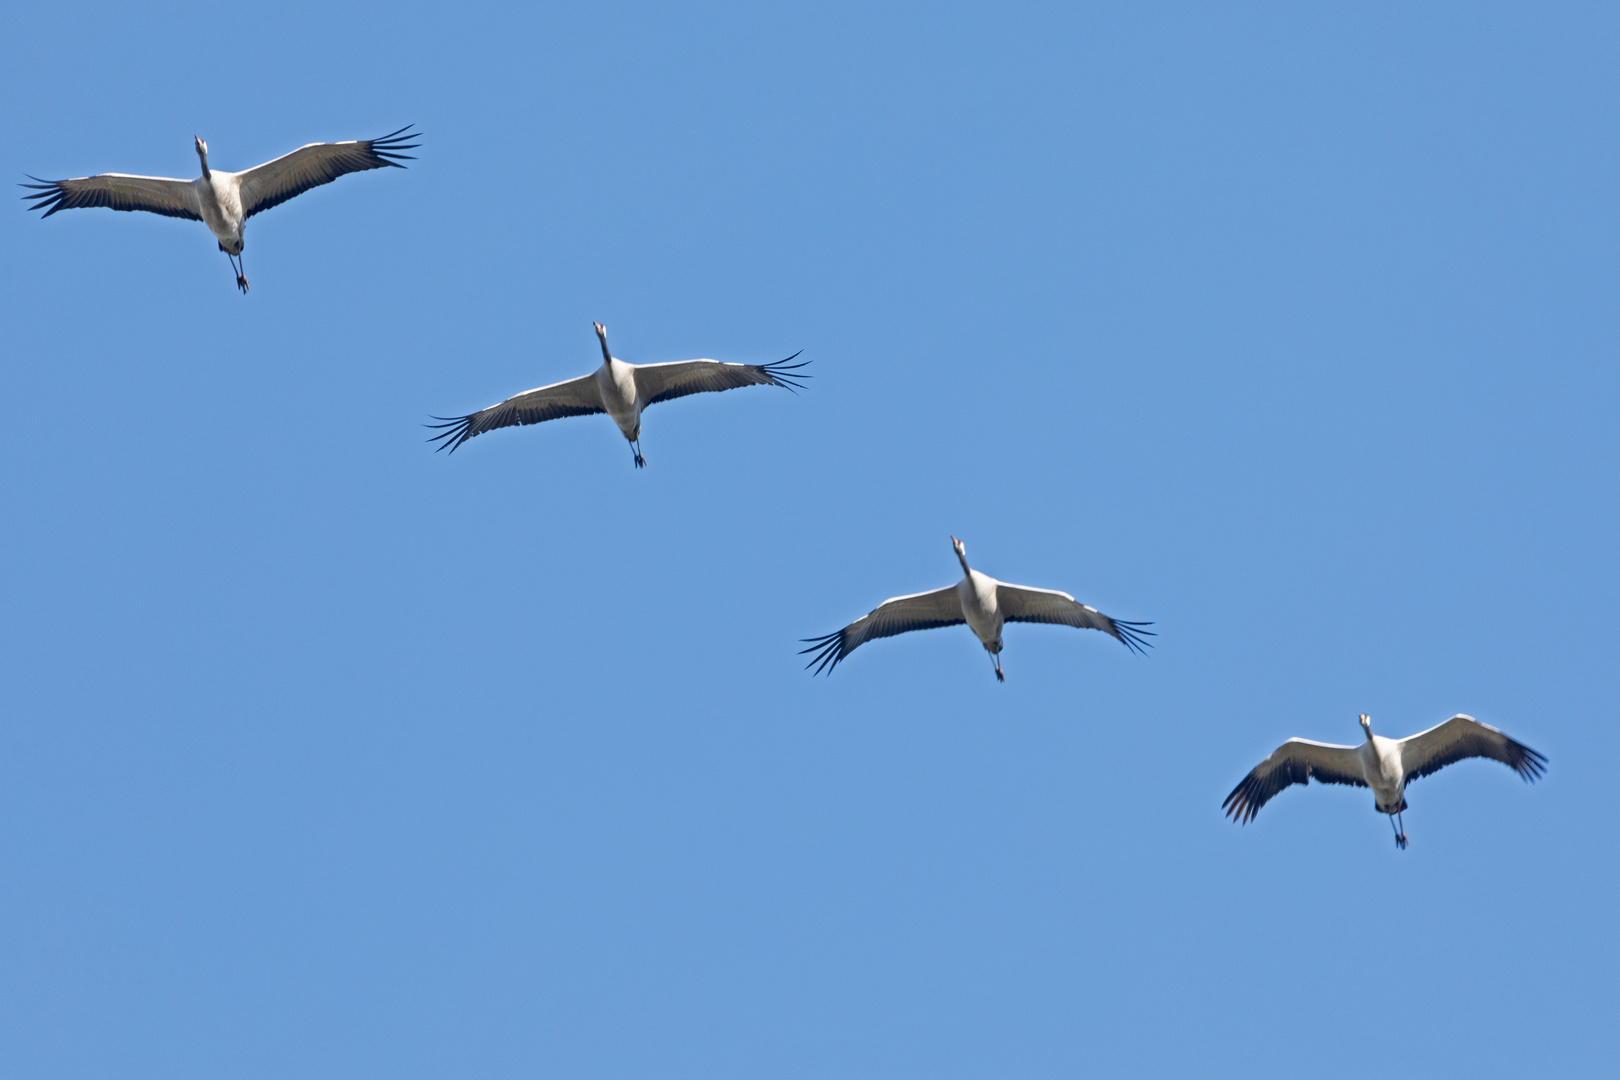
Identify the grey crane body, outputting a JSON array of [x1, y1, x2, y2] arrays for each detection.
[[1223, 713, 1547, 849], [23, 127, 418, 292], [428, 322, 809, 467], [802, 536, 1153, 682]]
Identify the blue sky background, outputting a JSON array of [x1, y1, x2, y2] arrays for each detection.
[[3, 2, 1617, 1076]]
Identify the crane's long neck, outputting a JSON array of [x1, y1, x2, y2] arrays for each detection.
[[196, 147, 210, 180], [956, 549, 971, 579]]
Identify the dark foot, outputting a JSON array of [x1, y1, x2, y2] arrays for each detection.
[[236, 275, 250, 293], [633, 452, 646, 468], [1395, 833, 1408, 850], [994, 669, 1005, 683]]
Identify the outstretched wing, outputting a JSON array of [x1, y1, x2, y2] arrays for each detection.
[[634, 353, 809, 407], [22, 172, 200, 221], [1222, 738, 1366, 825], [800, 585, 963, 676], [1399, 714, 1547, 786], [995, 582, 1155, 654], [427, 373, 604, 453], [238, 125, 419, 219]]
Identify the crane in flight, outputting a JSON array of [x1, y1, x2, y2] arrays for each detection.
[[428, 322, 808, 468], [23, 126, 418, 293], [1223, 713, 1546, 848], [802, 536, 1152, 681]]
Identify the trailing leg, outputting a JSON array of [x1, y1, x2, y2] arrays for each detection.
[[223, 249, 248, 293]]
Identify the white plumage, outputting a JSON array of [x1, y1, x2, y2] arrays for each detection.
[[24, 127, 418, 292], [803, 536, 1152, 681], [1224, 713, 1546, 848]]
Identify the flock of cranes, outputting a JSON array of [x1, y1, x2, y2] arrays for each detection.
[[22, 128, 1548, 851]]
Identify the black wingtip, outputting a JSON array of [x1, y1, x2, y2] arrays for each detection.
[[798, 629, 846, 676], [1515, 743, 1549, 782], [761, 353, 812, 393], [424, 414, 474, 454], [1112, 619, 1156, 655], [369, 125, 421, 167], [20, 175, 65, 217], [1221, 781, 1259, 826]]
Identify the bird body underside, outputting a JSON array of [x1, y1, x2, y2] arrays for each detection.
[[596, 359, 642, 440], [1361, 736, 1407, 813], [959, 571, 1004, 653], [198, 174, 246, 252]]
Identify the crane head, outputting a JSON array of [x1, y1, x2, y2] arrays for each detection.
[[1359, 713, 1372, 733], [194, 136, 208, 159], [593, 322, 612, 363], [951, 535, 965, 558]]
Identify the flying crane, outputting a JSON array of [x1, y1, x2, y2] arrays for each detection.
[[23, 127, 418, 292]]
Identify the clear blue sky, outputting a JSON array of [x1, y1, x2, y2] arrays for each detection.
[[3, 2, 1617, 1076]]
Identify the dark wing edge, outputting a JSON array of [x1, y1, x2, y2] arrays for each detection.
[[425, 399, 604, 454], [755, 352, 812, 392], [1103, 618, 1155, 655], [997, 588, 1157, 655], [1403, 718, 1548, 787], [1221, 743, 1367, 826], [244, 125, 420, 218], [798, 615, 962, 676], [20, 174, 201, 221], [643, 352, 811, 407], [363, 125, 421, 166], [799, 628, 855, 676], [997, 609, 1154, 653], [20, 177, 69, 217]]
